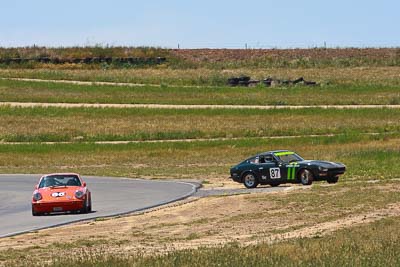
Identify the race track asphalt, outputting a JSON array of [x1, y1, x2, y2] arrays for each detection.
[[0, 174, 197, 238]]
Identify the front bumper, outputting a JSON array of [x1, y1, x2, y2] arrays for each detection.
[[318, 167, 346, 178], [32, 200, 84, 213]]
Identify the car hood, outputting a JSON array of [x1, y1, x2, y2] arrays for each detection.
[[298, 160, 345, 168], [36, 186, 84, 201]]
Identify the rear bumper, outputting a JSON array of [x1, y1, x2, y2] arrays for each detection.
[[32, 200, 84, 213]]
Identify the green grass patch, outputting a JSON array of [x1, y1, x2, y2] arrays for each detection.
[[0, 106, 398, 142], [0, 134, 398, 181], [0, 78, 400, 105]]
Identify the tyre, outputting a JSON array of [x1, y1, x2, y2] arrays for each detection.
[[80, 197, 90, 213], [32, 206, 41, 216], [299, 169, 314, 185], [327, 176, 339, 184], [87, 195, 92, 213], [243, 173, 258, 189]]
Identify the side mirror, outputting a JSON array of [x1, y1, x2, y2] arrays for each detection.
[[83, 182, 87, 187], [35, 184, 38, 190]]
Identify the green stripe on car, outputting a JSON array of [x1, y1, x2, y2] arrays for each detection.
[[287, 164, 298, 180]]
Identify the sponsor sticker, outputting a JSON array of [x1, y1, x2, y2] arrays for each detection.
[[51, 192, 66, 197]]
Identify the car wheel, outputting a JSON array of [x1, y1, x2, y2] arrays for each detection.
[[88, 195, 92, 213], [299, 169, 314, 185], [80, 197, 89, 213], [327, 176, 339, 184], [243, 173, 258, 189]]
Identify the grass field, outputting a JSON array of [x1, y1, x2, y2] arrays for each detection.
[[0, 107, 398, 142], [1, 47, 400, 266], [1, 66, 400, 86], [1, 47, 400, 69], [1, 78, 400, 105], [0, 134, 398, 181]]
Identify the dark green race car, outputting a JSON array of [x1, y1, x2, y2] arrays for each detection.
[[230, 150, 346, 188]]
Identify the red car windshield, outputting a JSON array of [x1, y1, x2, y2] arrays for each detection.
[[39, 175, 81, 188]]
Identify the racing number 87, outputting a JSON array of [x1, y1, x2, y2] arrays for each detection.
[[269, 168, 281, 179]]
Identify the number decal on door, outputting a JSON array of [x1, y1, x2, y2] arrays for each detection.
[[269, 168, 281, 179]]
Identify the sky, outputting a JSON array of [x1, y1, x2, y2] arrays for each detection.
[[0, 0, 399, 48]]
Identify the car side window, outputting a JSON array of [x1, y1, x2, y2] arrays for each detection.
[[38, 179, 45, 188], [265, 155, 274, 162], [248, 157, 259, 164]]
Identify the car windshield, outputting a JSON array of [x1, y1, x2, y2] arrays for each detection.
[[39, 175, 81, 188], [274, 152, 304, 163]]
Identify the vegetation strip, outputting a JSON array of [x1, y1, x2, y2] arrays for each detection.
[[0, 77, 203, 88], [0, 134, 398, 181], [1, 76, 399, 106], [0, 106, 397, 142], [0, 132, 386, 145], [2, 101, 400, 109]]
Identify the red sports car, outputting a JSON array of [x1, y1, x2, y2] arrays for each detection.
[[31, 173, 92, 216]]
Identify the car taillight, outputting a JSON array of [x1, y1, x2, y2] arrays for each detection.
[[75, 190, 84, 199], [33, 192, 42, 201]]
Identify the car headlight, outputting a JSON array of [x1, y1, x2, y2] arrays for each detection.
[[33, 192, 42, 201], [75, 190, 85, 199], [319, 166, 328, 172]]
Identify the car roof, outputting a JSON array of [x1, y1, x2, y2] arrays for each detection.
[[40, 173, 81, 179], [245, 149, 295, 161], [245, 150, 294, 160], [42, 173, 80, 176], [259, 150, 293, 156]]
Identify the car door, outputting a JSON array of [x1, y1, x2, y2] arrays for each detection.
[[282, 162, 300, 182], [258, 155, 282, 183]]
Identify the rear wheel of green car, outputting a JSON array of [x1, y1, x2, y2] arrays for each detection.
[[243, 173, 258, 189], [299, 169, 314, 185]]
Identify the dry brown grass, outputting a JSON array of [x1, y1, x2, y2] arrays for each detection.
[[172, 48, 400, 63]]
